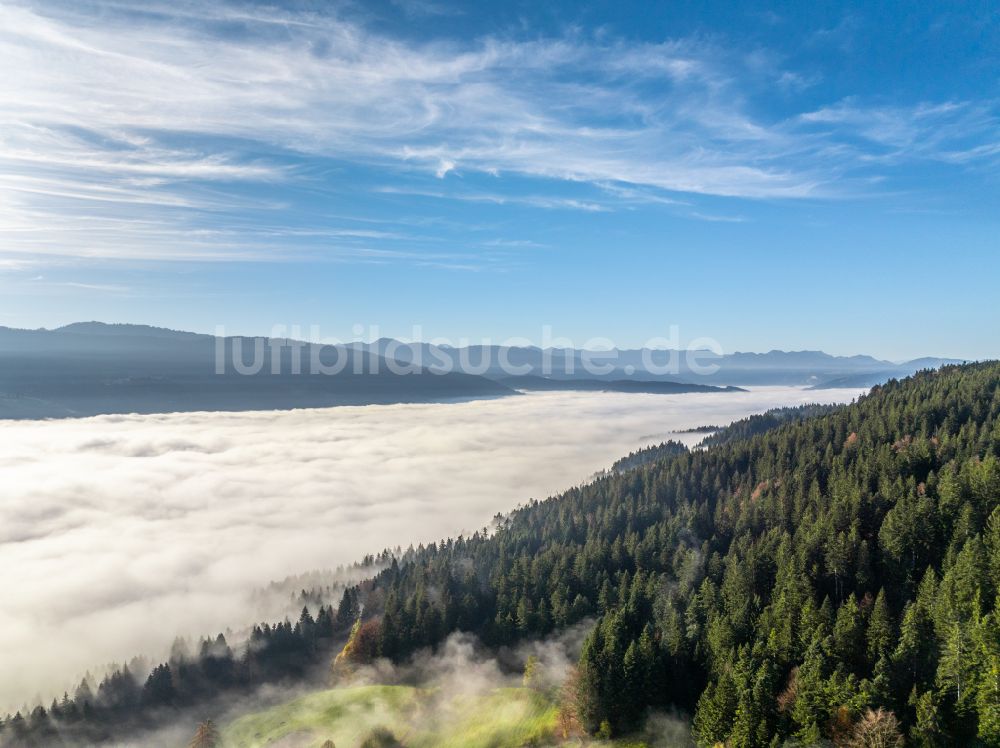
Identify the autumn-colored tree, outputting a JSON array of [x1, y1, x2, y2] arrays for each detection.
[[189, 719, 220, 748], [331, 618, 381, 679], [848, 709, 904, 748], [556, 666, 584, 739]]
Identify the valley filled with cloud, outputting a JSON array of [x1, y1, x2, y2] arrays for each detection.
[[0, 387, 864, 707]]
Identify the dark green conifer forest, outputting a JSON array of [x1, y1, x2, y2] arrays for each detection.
[[366, 363, 1000, 744]]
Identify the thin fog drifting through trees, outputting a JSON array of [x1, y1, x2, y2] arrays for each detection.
[[0, 386, 862, 706]]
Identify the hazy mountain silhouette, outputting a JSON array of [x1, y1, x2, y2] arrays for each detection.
[[498, 375, 745, 394], [0, 323, 962, 418], [0, 323, 514, 419], [351, 339, 960, 387]]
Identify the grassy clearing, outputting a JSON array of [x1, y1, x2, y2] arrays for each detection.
[[221, 683, 558, 748], [220, 681, 689, 747], [222, 685, 419, 747]]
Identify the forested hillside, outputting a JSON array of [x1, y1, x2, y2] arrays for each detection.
[[4, 363, 999, 746], [697, 402, 843, 448], [609, 440, 690, 474], [360, 363, 1000, 744]]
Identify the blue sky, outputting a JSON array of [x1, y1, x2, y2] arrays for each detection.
[[0, 0, 997, 360]]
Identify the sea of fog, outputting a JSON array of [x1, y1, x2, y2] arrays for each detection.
[[0, 386, 865, 707]]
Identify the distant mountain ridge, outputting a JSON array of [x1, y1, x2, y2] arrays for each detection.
[[54, 321, 205, 339], [0, 323, 514, 419], [350, 337, 962, 387], [0, 322, 964, 419], [498, 375, 745, 394]]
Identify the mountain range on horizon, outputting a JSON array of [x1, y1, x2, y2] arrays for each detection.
[[349, 336, 964, 387], [0, 321, 966, 419], [4, 321, 961, 368]]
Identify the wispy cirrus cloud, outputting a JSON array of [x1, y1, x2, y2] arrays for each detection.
[[0, 0, 995, 265], [798, 99, 1000, 165], [376, 185, 613, 212]]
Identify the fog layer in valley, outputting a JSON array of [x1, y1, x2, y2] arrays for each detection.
[[0, 387, 864, 707]]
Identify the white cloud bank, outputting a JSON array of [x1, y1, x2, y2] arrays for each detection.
[[0, 388, 865, 707]]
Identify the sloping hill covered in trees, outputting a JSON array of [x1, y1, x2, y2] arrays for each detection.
[[360, 363, 1000, 744], [697, 402, 843, 448]]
